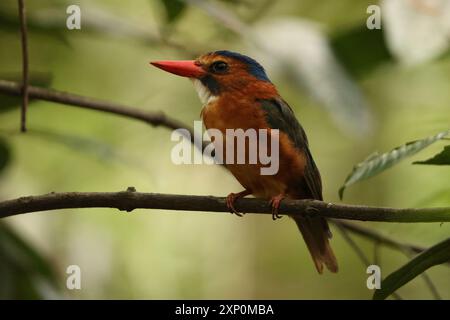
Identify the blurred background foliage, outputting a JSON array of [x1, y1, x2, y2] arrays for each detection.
[[0, 0, 449, 299]]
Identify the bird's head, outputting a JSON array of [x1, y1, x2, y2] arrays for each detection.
[[150, 50, 275, 104]]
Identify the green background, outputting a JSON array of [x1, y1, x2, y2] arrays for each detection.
[[0, 0, 449, 299]]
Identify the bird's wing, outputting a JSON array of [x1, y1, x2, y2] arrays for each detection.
[[259, 98, 323, 200], [260, 99, 336, 273]]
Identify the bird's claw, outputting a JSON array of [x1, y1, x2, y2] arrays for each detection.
[[269, 195, 285, 220], [226, 193, 244, 217], [272, 209, 282, 220]]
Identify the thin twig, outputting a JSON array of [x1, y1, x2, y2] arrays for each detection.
[[418, 270, 442, 300], [334, 223, 403, 300], [18, 0, 29, 132], [373, 241, 381, 266], [402, 250, 442, 300], [332, 220, 427, 254], [335, 223, 371, 266]]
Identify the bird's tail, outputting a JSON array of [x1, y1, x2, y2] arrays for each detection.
[[293, 216, 338, 274]]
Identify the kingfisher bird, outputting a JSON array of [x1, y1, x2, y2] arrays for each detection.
[[150, 50, 338, 273]]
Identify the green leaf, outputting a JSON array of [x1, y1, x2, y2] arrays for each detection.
[[373, 238, 450, 300], [413, 145, 450, 165], [159, 0, 186, 23], [0, 222, 61, 299], [339, 130, 450, 199]]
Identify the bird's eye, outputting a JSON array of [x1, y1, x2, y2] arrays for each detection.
[[210, 61, 228, 74]]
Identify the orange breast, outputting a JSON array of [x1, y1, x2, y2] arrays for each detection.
[[202, 95, 306, 199]]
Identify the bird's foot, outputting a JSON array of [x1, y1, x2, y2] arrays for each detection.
[[269, 194, 285, 220], [226, 190, 251, 217]]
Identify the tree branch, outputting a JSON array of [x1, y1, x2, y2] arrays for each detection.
[[333, 220, 450, 268], [17, 0, 29, 132], [1, 191, 449, 222], [0, 79, 205, 151], [332, 220, 427, 254], [0, 79, 184, 131]]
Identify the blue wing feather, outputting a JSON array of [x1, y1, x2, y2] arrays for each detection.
[[259, 98, 323, 200]]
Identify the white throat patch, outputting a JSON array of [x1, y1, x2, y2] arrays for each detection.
[[191, 79, 218, 105]]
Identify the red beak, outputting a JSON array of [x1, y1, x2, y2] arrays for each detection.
[[150, 60, 205, 78]]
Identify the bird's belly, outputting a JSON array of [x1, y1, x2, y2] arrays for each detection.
[[204, 121, 306, 199], [202, 101, 307, 199], [225, 163, 287, 199]]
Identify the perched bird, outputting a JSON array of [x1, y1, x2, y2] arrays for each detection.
[[150, 50, 338, 273]]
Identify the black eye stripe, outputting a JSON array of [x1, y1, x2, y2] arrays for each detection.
[[200, 75, 221, 95]]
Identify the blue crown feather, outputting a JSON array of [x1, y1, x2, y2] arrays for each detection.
[[215, 50, 271, 82]]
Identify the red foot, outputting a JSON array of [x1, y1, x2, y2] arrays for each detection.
[[269, 194, 285, 220], [226, 190, 251, 217]]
